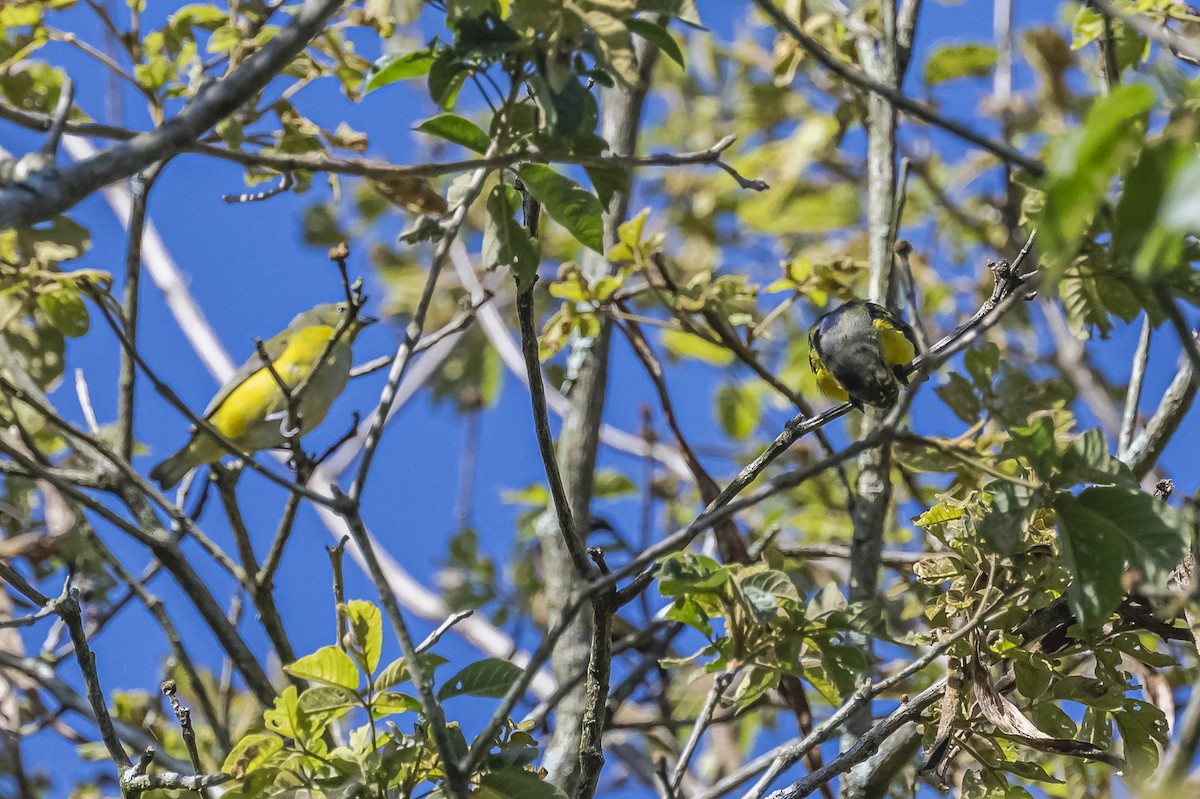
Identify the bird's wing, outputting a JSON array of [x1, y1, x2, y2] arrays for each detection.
[[202, 328, 293, 418]]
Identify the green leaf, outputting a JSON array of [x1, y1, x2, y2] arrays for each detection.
[[665, 596, 712, 637], [977, 481, 1040, 556], [1061, 261, 1114, 338], [296, 685, 358, 721], [913, 556, 960, 585], [483, 184, 540, 291], [715, 384, 760, 440], [658, 552, 730, 595], [584, 163, 629, 209], [1040, 83, 1156, 286], [528, 73, 597, 138], [1160, 155, 1200, 232], [365, 50, 433, 93], [476, 767, 568, 799], [1052, 674, 1125, 711], [1107, 632, 1176, 668], [923, 43, 997, 85], [1056, 428, 1135, 489], [740, 183, 859, 234], [1112, 698, 1169, 779], [935, 373, 982, 424], [625, 18, 685, 67], [222, 732, 282, 778], [262, 686, 305, 739], [415, 113, 491, 154], [37, 289, 89, 338], [1135, 153, 1200, 279], [1012, 658, 1053, 700], [429, 54, 467, 109], [376, 653, 449, 691], [592, 469, 637, 498], [660, 329, 734, 366], [342, 600, 383, 674], [284, 645, 360, 690], [437, 657, 524, 700], [516, 164, 605, 253], [1112, 140, 1187, 275], [737, 569, 798, 620], [1053, 487, 1184, 628], [911, 503, 963, 527], [1005, 415, 1057, 480], [370, 691, 422, 718], [731, 667, 778, 712]]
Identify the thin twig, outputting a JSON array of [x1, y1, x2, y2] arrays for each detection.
[[672, 669, 736, 790], [349, 144, 499, 504], [74, 369, 101, 435], [56, 584, 133, 771], [327, 535, 349, 649], [211, 465, 297, 669], [893, 241, 929, 351], [160, 679, 207, 796], [348, 291, 493, 378], [1155, 284, 1200, 380], [417, 609, 475, 654], [1122, 334, 1198, 479], [775, 543, 931, 569]]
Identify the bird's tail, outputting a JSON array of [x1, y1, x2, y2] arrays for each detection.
[[149, 443, 206, 490]]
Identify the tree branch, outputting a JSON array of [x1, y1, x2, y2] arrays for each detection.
[[0, 0, 347, 228], [0, 103, 762, 190]]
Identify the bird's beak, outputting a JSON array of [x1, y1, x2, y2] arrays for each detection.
[[358, 315, 379, 327]]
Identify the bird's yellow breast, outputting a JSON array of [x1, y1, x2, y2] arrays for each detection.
[[208, 325, 337, 440]]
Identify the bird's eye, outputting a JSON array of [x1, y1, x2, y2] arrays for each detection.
[[336, 304, 346, 313]]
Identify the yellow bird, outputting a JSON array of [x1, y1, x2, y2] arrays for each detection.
[[807, 300, 919, 409], [150, 303, 373, 489]]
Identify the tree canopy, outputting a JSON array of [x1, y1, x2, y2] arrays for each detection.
[[3, 1, 1200, 798]]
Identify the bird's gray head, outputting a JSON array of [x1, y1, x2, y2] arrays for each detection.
[[288, 303, 376, 339]]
